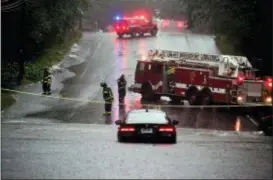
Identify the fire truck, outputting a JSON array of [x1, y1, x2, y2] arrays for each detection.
[[128, 49, 272, 106], [113, 16, 158, 38]]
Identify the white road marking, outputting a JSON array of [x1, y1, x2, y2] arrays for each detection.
[[80, 41, 103, 78]]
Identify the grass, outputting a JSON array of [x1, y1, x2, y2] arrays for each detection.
[[24, 31, 82, 82], [1, 91, 16, 110], [1, 31, 82, 111], [214, 35, 242, 55]]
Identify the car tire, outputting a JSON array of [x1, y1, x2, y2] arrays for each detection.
[[118, 136, 124, 143], [170, 136, 177, 144]]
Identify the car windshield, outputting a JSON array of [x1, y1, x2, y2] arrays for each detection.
[[126, 111, 168, 124]]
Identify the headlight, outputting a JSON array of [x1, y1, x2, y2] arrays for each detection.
[[265, 97, 272, 103], [237, 96, 244, 104]]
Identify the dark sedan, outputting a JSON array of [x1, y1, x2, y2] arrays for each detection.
[[115, 109, 179, 143]]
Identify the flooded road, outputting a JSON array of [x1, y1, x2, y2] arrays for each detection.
[[2, 31, 258, 132]]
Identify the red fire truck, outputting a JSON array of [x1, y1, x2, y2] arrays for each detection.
[[113, 15, 158, 38], [128, 49, 272, 106]]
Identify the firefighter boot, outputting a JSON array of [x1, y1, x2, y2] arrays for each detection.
[[46, 84, 52, 95], [42, 83, 47, 95]]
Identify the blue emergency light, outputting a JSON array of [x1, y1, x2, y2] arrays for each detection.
[[115, 16, 120, 20]]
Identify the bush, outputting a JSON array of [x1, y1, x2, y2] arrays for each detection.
[[24, 31, 82, 82]]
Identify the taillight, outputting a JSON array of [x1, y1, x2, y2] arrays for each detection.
[[122, 26, 125, 30], [159, 126, 175, 132], [116, 26, 120, 29], [120, 127, 135, 132]]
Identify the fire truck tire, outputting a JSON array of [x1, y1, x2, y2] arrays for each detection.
[[141, 83, 154, 101], [150, 28, 158, 36], [199, 88, 213, 105], [186, 87, 199, 105], [139, 32, 144, 37], [131, 32, 137, 38], [117, 33, 123, 38]]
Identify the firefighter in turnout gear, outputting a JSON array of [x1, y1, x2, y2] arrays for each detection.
[[100, 82, 114, 116], [42, 68, 52, 95], [117, 74, 127, 103]]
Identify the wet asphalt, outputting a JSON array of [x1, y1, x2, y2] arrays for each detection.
[[1, 29, 272, 179]]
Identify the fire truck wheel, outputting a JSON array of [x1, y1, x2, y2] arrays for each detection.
[[200, 89, 213, 105], [150, 28, 158, 36], [139, 32, 144, 37], [117, 33, 123, 38], [131, 32, 137, 38], [153, 94, 161, 101], [186, 87, 199, 105], [141, 83, 154, 101]]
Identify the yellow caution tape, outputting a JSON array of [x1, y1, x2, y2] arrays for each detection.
[[1, 88, 271, 109]]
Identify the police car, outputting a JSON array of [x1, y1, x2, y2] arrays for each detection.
[[115, 109, 179, 143], [113, 15, 158, 38]]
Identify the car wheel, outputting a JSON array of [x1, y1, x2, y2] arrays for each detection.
[[118, 136, 124, 143], [170, 136, 177, 144]]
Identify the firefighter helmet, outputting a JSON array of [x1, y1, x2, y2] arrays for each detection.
[[100, 82, 107, 87]]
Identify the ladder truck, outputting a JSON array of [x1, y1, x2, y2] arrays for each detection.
[[128, 49, 272, 106]]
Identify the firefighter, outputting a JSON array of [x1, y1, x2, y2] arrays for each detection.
[[117, 74, 127, 103], [41, 68, 52, 95], [100, 82, 114, 116]]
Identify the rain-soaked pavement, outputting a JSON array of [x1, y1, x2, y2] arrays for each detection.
[[2, 31, 260, 131], [1, 28, 272, 179], [1, 121, 272, 179]]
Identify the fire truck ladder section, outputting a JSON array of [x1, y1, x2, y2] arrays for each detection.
[[144, 49, 257, 105], [147, 49, 252, 77]]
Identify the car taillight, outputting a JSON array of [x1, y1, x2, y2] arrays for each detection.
[[159, 126, 175, 132], [116, 26, 120, 29], [120, 127, 135, 132]]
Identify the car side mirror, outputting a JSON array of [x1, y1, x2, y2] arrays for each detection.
[[115, 120, 122, 125], [172, 120, 179, 125]]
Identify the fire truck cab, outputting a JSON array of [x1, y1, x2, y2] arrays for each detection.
[[129, 50, 272, 105], [113, 16, 158, 38]]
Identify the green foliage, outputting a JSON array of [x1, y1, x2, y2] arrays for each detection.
[[1, 0, 88, 87], [24, 31, 82, 82], [1, 91, 16, 110], [181, 0, 272, 75]]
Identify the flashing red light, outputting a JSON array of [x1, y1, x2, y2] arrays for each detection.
[[237, 76, 245, 82], [159, 126, 174, 132], [264, 77, 272, 88], [120, 127, 135, 132], [177, 22, 183, 28]]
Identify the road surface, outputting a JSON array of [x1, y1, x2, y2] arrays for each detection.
[[2, 31, 259, 132], [1, 28, 271, 179], [1, 120, 272, 179]]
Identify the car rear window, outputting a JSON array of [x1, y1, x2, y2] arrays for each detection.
[[126, 112, 168, 124]]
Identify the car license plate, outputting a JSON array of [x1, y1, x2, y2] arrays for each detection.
[[141, 128, 153, 134]]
